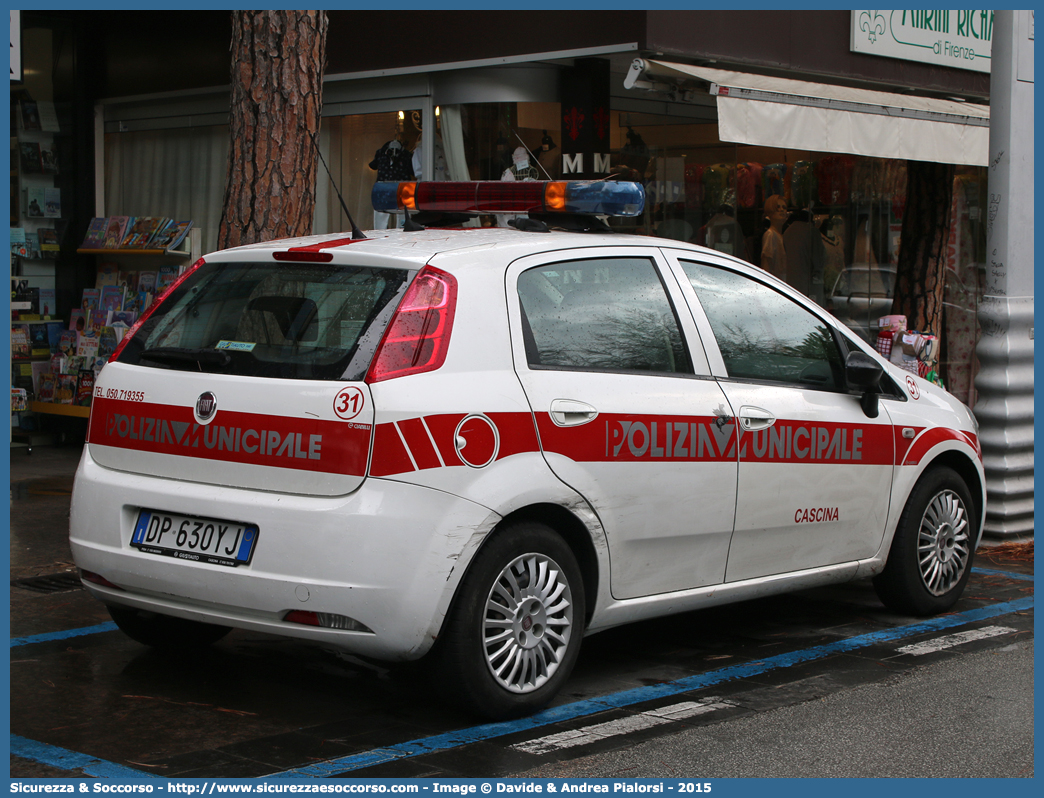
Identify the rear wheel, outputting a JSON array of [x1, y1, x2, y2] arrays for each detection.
[[107, 605, 232, 650], [873, 467, 976, 615], [434, 521, 585, 719]]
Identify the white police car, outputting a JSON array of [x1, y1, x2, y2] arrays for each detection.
[[71, 180, 984, 719]]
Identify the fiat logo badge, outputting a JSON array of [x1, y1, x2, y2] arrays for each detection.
[[195, 391, 217, 423]]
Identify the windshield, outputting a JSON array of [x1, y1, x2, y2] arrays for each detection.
[[116, 260, 412, 381]]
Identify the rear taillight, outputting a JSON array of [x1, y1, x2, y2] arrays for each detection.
[[365, 265, 457, 383], [284, 610, 372, 632], [80, 570, 123, 591], [109, 257, 207, 362]]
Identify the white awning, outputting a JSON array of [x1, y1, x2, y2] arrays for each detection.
[[623, 59, 990, 166]]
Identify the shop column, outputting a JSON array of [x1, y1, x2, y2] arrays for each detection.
[[974, 10, 1034, 540]]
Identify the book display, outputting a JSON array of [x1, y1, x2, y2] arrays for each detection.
[[12, 206, 200, 434]]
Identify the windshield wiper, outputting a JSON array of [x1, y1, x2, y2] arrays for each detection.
[[139, 347, 232, 369]]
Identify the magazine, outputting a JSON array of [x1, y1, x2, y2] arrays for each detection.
[[81, 218, 108, 249], [152, 220, 193, 251], [99, 284, 126, 313], [37, 372, 56, 402], [11, 325, 31, 359], [54, 374, 77, 404], [103, 217, 131, 249], [76, 370, 96, 406]]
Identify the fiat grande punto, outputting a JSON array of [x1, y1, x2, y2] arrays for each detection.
[[71, 180, 984, 719]]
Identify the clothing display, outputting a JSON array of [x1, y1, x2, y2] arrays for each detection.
[[703, 210, 745, 258], [735, 162, 761, 209], [762, 163, 788, 201], [501, 146, 540, 181], [369, 139, 414, 182], [761, 227, 786, 280], [412, 134, 448, 181], [782, 215, 826, 299], [790, 161, 816, 209], [701, 163, 733, 209], [821, 223, 845, 295], [817, 155, 855, 207]]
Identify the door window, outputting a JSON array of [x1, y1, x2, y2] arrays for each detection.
[[680, 261, 844, 391], [518, 257, 693, 375]]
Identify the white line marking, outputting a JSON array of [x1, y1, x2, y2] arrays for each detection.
[[510, 698, 734, 755], [897, 625, 1015, 656]]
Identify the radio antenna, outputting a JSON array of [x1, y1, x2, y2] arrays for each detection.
[[309, 131, 366, 240]]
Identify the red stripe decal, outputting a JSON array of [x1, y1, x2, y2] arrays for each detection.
[[88, 397, 369, 475], [537, 413, 896, 465], [422, 414, 467, 468], [487, 411, 541, 459], [397, 417, 443, 470], [369, 423, 416, 477], [902, 427, 978, 467]]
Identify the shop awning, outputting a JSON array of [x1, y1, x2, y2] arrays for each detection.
[[623, 59, 990, 166]]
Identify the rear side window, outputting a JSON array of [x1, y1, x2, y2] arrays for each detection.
[[117, 261, 411, 381], [680, 260, 844, 391], [517, 257, 693, 375]]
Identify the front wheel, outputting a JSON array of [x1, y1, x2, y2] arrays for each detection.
[[873, 467, 976, 615], [108, 605, 232, 650], [433, 521, 585, 719]]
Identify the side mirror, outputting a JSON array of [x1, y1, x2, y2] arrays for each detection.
[[846, 350, 883, 419]]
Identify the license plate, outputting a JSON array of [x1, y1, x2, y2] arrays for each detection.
[[131, 510, 258, 567]]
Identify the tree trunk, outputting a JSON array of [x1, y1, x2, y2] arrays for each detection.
[[218, 11, 327, 250], [890, 160, 954, 335]]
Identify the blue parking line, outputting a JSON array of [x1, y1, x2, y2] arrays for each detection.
[[972, 566, 1035, 582], [9, 568, 1032, 779], [10, 735, 160, 779], [266, 594, 1034, 778], [10, 621, 118, 648]]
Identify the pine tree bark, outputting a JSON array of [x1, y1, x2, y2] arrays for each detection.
[[890, 160, 954, 335], [218, 11, 328, 249]]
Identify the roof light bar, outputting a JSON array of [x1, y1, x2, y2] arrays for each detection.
[[371, 180, 645, 217]]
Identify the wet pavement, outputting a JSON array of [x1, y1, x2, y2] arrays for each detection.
[[8, 444, 1034, 779]]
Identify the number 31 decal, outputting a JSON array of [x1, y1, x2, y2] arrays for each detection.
[[333, 386, 366, 420]]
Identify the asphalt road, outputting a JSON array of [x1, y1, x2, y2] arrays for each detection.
[[521, 639, 1034, 778]]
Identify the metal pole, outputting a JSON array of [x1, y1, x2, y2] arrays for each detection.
[[974, 10, 1034, 539]]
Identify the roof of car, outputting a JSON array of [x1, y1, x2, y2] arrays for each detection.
[[207, 226, 719, 268]]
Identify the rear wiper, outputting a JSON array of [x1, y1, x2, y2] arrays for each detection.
[[139, 347, 232, 368]]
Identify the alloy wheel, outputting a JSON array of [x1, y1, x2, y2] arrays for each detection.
[[917, 489, 971, 596], [482, 553, 574, 694]]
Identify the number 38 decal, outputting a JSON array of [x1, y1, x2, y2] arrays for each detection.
[[333, 386, 366, 420]]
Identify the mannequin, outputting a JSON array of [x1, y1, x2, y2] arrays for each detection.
[[369, 135, 415, 229], [760, 195, 788, 280], [782, 209, 826, 300], [497, 147, 539, 227], [411, 131, 448, 182], [703, 204, 745, 258]]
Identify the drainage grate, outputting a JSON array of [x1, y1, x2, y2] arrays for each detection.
[[12, 572, 84, 594]]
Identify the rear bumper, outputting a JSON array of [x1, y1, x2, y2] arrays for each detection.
[[69, 448, 500, 660]]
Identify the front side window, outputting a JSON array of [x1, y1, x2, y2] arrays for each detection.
[[518, 257, 692, 375], [117, 261, 411, 381], [680, 260, 844, 391]]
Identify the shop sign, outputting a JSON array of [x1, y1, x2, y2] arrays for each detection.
[[560, 58, 611, 179], [851, 10, 993, 73]]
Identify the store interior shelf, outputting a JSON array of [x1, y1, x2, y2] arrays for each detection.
[[76, 247, 192, 257], [30, 401, 90, 418]]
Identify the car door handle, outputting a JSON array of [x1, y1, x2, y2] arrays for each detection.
[[739, 406, 776, 432], [549, 399, 598, 427]]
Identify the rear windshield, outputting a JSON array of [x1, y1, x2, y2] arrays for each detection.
[[116, 260, 412, 381]]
